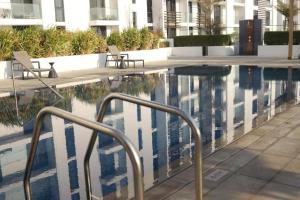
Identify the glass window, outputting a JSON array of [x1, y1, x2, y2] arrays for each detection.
[[55, 0, 65, 22], [137, 105, 141, 121], [133, 12, 137, 28], [138, 128, 143, 150], [265, 11, 270, 26]]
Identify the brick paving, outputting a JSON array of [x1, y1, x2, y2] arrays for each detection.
[[144, 105, 300, 200]]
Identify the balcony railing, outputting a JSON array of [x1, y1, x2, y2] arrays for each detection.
[[0, 3, 41, 19], [90, 7, 118, 21], [164, 11, 182, 28], [235, 0, 245, 3]]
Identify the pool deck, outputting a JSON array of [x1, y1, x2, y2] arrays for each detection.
[[1, 56, 300, 96], [144, 104, 300, 200]]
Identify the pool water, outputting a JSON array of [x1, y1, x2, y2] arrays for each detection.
[[0, 65, 299, 199]]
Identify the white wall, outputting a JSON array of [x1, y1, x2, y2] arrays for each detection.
[[64, 0, 90, 31], [208, 46, 235, 56], [171, 47, 203, 57], [124, 47, 172, 62], [258, 45, 300, 58], [40, 0, 56, 29], [118, 0, 131, 31]]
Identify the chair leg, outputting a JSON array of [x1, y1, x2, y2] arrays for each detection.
[[105, 55, 108, 68]]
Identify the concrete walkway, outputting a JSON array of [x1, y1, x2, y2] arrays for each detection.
[[1, 56, 300, 96], [144, 104, 300, 200]]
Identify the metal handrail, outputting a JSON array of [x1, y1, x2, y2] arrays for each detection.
[[23, 106, 144, 200], [84, 93, 203, 200]]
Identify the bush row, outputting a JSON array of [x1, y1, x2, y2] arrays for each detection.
[[174, 35, 232, 47], [0, 27, 162, 61], [264, 31, 300, 45], [106, 27, 161, 51]]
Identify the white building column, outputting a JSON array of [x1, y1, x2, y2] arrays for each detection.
[[153, 0, 166, 36], [244, 89, 253, 133], [63, 0, 90, 31], [225, 0, 235, 34], [244, 0, 253, 20], [40, 0, 56, 29]]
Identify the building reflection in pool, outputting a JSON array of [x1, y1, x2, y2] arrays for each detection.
[[0, 66, 300, 199]]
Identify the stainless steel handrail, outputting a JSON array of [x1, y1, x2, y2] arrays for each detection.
[[84, 93, 203, 200], [23, 106, 144, 200]]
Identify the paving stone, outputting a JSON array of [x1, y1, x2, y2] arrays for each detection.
[[251, 182, 300, 200], [204, 147, 241, 168], [172, 166, 195, 184], [220, 149, 260, 172], [204, 168, 233, 189], [239, 154, 291, 181], [264, 138, 300, 158], [227, 134, 260, 149], [249, 125, 275, 136], [266, 117, 287, 127], [205, 174, 266, 200], [144, 178, 186, 200], [274, 159, 300, 188], [166, 182, 210, 200], [264, 125, 292, 138], [247, 136, 278, 151], [287, 126, 300, 139]]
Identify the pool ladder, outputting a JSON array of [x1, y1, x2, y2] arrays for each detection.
[[24, 93, 203, 200]]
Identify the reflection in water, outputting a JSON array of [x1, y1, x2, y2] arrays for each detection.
[[0, 66, 299, 199]]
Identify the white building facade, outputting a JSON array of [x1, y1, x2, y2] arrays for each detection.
[[0, 0, 298, 38]]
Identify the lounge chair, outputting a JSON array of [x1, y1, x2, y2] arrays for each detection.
[[12, 51, 52, 79], [105, 45, 144, 68]]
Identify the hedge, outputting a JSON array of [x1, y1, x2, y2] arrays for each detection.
[[0, 27, 162, 61], [264, 31, 300, 45], [174, 35, 232, 47]]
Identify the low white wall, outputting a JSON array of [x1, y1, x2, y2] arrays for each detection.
[[208, 46, 235, 56], [171, 46, 235, 57], [171, 47, 203, 57], [258, 45, 300, 58], [0, 48, 173, 80], [0, 61, 11, 80], [124, 47, 172, 62]]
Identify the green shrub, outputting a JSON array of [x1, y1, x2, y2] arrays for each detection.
[[41, 28, 72, 57], [97, 35, 108, 53], [106, 32, 124, 50], [72, 29, 100, 55], [18, 26, 43, 58], [174, 35, 232, 47], [264, 31, 300, 45], [0, 28, 18, 61], [121, 28, 141, 51], [152, 32, 160, 49], [140, 27, 153, 50], [159, 40, 170, 48]]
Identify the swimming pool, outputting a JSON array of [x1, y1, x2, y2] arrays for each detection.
[[0, 65, 299, 199]]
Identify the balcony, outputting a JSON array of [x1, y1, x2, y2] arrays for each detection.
[[90, 7, 118, 21], [0, 2, 41, 19]]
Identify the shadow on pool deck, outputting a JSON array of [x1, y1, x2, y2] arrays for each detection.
[[143, 104, 300, 200]]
